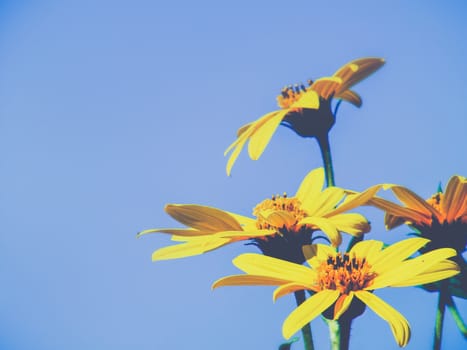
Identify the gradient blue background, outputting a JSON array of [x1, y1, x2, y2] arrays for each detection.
[[1, 1, 466, 349]]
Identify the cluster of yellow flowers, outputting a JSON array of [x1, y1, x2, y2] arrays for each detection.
[[139, 58, 466, 349]]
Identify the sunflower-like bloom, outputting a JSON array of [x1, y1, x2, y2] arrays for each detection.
[[138, 168, 380, 263], [213, 238, 460, 347], [224, 57, 385, 175], [368, 175, 467, 256]]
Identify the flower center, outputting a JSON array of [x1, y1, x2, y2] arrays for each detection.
[[253, 193, 307, 231], [426, 192, 445, 216], [276, 80, 313, 109], [316, 253, 376, 294]]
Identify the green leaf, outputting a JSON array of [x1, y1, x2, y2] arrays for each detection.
[[278, 337, 299, 350]]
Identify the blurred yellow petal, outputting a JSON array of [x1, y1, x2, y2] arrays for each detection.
[[355, 291, 410, 347], [137, 228, 210, 238], [443, 175, 467, 221], [333, 292, 354, 320], [212, 275, 288, 289], [336, 89, 362, 107], [225, 131, 251, 176], [384, 213, 406, 230], [273, 283, 312, 301], [152, 238, 231, 261], [236, 122, 253, 137], [282, 290, 339, 339], [312, 187, 346, 216], [391, 186, 441, 219], [233, 253, 311, 285], [326, 185, 382, 217], [213, 229, 275, 239], [310, 76, 342, 100], [248, 110, 288, 160], [334, 58, 385, 93], [165, 204, 242, 232], [295, 168, 325, 204], [368, 197, 429, 225], [258, 209, 296, 229]]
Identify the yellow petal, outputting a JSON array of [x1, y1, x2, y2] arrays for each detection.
[[290, 89, 320, 109], [298, 216, 342, 247], [370, 238, 430, 275], [368, 197, 429, 226], [390, 260, 460, 287], [248, 110, 287, 160], [349, 240, 384, 265], [236, 122, 253, 137], [355, 291, 410, 347], [327, 213, 370, 236], [326, 185, 382, 217], [258, 209, 296, 229], [336, 89, 362, 107], [295, 168, 325, 204], [391, 186, 441, 219], [310, 76, 342, 100], [282, 290, 340, 339], [137, 228, 210, 238], [371, 247, 457, 289], [212, 275, 289, 289], [273, 283, 312, 301], [165, 204, 242, 231], [311, 187, 346, 216], [225, 132, 250, 176], [151, 237, 231, 261], [333, 292, 354, 320], [334, 58, 385, 93], [443, 175, 467, 222], [213, 229, 275, 239], [384, 213, 406, 230], [233, 253, 312, 285]]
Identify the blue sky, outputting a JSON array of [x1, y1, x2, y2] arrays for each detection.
[[1, 0, 466, 349]]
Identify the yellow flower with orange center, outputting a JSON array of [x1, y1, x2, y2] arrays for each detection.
[[138, 168, 380, 262], [213, 238, 460, 347], [224, 57, 385, 175]]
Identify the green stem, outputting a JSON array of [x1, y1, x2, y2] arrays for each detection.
[[316, 133, 335, 187], [433, 285, 448, 350], [325, 318, 351, 350], [294, 290, 314, 350], [446, 293, 467, 338]]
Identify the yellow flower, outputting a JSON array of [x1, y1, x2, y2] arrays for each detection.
[[213, 238, 460, 347], [138, 168, 380, 262], [368, 175, 467, 255], [224, 57, 385, 175]]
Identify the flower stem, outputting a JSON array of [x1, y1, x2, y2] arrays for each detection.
[[316, 133, 335, 187], [325, 318, 351, 350], [294, 290, 314, 350], [433, 284, 448, 350], [446, 293, 467, 338]]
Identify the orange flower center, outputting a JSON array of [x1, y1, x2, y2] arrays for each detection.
[[316, 253, 376, 294], [253, 193, 307, 231], [426, 192, 445, 216], [276, 80, 313, 109]]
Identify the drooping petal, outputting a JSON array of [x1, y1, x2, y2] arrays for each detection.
[[248, 110, 288, 160], [368, 197, 429, 226], [258, 209, 297, 229], [212, 275, 289, 289], [333, 292, 354, 320], [273, 283, 313, 301], [328, 213, 370, 236], [370, 238, 430, 275], [225, 128, 254, 176], [355, 291, 410, 347], [298, 217, 342, 247], [233, 253, 312, 285], [384, 213, 406, 230], [165, 204, 243, 232], [310, 77, 342, 100], [236, 122, 253, 137], [391, 186, 441, 219], [152, 237, 231, 261], [390, 260, 460, 287], [371, 247, 457, 289], [336, 89, 362, 107], [326, 185, 382, 217], [282, 290, 340, 339], [295, 168, 325, 204], [213, 229, 275, 239], [334, 58, 386, 93], [311, 187, 346, 216]]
